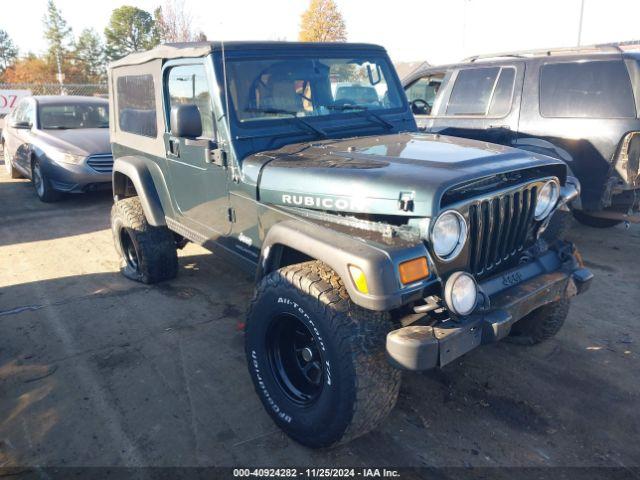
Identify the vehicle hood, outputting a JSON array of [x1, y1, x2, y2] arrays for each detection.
[[34, 128, 111, 156], [245, 132, 566, 218]]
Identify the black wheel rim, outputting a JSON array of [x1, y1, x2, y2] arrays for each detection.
[[120, 228, 140, 272], [266, 313, 324, 406]]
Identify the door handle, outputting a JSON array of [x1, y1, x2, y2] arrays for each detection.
[[488, 124, 511, 130]]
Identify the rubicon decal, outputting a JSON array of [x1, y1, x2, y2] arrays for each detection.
[[281, 194, 367, 211]]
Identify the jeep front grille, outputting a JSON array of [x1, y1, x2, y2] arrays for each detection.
[[467, 184, 538, 277], [87, 154, 113, 173]]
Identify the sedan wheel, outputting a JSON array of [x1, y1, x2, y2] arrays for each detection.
[[31, 159, 60, 202]]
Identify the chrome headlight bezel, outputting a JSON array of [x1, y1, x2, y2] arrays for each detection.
[[534, 179, 560, 221], [430, 210, 468, 262]]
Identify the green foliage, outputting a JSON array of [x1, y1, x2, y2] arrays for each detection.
[[74, 28, 106, 82], [299, 0, 347, 42], [104, 5, 160, 61], [43, 0, 73, 64], [0, 29, 18, 73]]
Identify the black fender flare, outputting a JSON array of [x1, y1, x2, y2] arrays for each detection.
[[112, 156, 166, 226], [256, 219, 429, 312]]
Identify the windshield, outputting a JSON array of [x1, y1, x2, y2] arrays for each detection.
[[39, 103, 109, 129], [227, 56, 404, 123]]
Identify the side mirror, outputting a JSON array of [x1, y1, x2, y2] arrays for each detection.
[[170, 104, 202, 139], [11, 121, 31, 129]]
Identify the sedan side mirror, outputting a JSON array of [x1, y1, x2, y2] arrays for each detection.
[[11, 121, 32, 129], [170, 104, 202, 139]]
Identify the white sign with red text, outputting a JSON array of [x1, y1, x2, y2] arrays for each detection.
[[0, 90, 31, 115]]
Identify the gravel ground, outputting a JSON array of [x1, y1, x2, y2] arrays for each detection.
[[1, 154, 639, 472]]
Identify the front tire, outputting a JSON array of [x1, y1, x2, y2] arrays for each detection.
[[507, 298, 570, 345], [572, 210, 622, 228], [31, 158, 60, 202], [111, 197, 178, 284], [245, 261, 401, 448]]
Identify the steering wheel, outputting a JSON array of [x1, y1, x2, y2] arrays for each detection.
[[411, 99, 431, 115]]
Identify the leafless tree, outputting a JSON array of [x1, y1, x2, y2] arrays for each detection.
[[155, 0, 200, 43]]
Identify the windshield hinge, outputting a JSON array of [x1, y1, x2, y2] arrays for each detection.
[[399, 191, 415, 212], [227, 207, 236, 223]]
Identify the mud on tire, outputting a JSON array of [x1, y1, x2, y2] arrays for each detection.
[[245, 261, 401, 448], [506, 298, 570, 345], [111, 197, 178, 284]]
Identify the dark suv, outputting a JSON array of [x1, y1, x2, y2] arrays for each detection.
[[403, 46, 640, 228]]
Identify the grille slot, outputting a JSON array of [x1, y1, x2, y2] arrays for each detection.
[[468, 185, 538, 277], [87, 155, 113, 173]]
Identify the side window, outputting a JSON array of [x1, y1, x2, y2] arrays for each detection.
[[445, 66, 515, 117], [405, 75, 444, 115], [539, 60, 636, 118], [166, 64, 214, 138], [117, 74, 157, 137]]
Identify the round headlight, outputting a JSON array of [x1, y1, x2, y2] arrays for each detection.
[[535, 180, 560, 220], [444, 272, 478, 316], [431, 210, 467, 260]]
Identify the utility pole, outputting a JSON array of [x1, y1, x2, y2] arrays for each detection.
[[577, 0, 585, 46]]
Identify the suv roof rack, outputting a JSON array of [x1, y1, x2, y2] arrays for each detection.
[[463, 44, 624, 63]]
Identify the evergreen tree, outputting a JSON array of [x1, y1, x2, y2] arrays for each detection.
[[0, 29, 19, 73], [105, 6, 159, 61]]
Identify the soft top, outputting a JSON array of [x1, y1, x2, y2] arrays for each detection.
[[109, 41, 387, 69]]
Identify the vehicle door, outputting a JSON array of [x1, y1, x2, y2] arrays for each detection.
[[516, 56, 638, 209], [427, 62, 525, 147], [162, 60, 231, 239], [404, 70, 448, 130], [13, 99, 37, 173], [3, 100, 26, 162]]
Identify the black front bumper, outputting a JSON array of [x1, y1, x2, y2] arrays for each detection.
[[386, 244, 593, 371]]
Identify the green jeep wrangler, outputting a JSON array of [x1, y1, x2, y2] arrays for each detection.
[[107, 41, 592, 448]]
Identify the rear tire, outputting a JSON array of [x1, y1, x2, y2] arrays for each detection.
[[506, 298, 570, 345], [31, 158, 60, 202], [572, 210, 622, 228], [245, 261, 401, 448], [111, 197, 178, 284]]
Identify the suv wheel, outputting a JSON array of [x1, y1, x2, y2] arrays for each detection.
[[572, 210, 622, 228], [245, 261, 401, 448], [506, 298, 570, 345], [32, 158, 60, 202], [111, 197, 178, 283]]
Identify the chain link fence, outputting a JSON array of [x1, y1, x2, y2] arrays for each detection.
[[0, 83, 108, 130], [0, 83, 108, 98]]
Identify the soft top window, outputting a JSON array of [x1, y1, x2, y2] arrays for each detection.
[[540, 60, 636, 118], [116, 74, 157, 137]]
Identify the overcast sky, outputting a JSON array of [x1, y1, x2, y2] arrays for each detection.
[[2, 0, 640, 64]]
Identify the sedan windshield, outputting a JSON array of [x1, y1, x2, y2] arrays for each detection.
[[227, 56, 404, 123], [39, 103, 109, 129]]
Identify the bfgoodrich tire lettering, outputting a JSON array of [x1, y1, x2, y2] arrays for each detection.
[[111, 197, 178, 284], [245, 261, 401, 448]]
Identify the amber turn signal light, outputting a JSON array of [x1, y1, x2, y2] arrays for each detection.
[[399, 257, 429, 285]]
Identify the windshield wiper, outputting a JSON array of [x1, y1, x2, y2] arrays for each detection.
[[244, 108, 327, 138], [325, 105, 394, 130]]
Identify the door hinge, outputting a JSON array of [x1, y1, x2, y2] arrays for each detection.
[[211, 149, 228, 168], [227, 207, 236, 223]]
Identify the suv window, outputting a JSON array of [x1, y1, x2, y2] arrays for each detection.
[[540, 60, 636, 118], [405, 75, 444, 115], [446, 66, 515, 116], [166, 64, 214, 138], [116, 74, 157, 137]]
